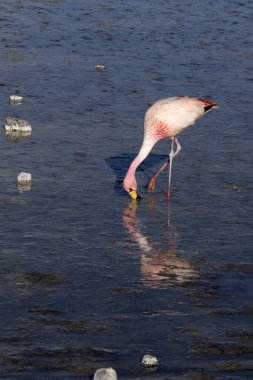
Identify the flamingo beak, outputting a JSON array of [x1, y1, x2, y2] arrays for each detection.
[[204, 101, 219, 112], [129, 188, 141, 200]]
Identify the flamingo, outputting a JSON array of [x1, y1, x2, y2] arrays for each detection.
[[123, 96, 218, 199]]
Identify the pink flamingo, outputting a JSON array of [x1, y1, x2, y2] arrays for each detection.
[[123, 96, 218, 199]]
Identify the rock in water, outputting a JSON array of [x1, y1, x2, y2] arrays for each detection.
[[95, 65, 105, 71], [10, 95, 23, 103], [5, 117, 32, 132], [17, 172, 32, 192], [141, 354, 159, 367], [93, 367, 118, 380], [17, 172, 32, 183]]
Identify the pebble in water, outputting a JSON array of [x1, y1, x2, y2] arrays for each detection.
[[95, 65, 106, 71], [5, 117, 32, 133], [93, 367, 118, 380], [141, 354, 159, 367], [10, 95, 23, 103]]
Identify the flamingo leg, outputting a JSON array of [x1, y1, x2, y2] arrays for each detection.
[[167, 137, 181, 198], [148, 137, 182, 194], [147, 160, 169, 192]]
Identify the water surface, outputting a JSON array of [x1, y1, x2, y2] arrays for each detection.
[[0, 0, 252, 379]]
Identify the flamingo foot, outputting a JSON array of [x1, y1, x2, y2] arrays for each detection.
[[147, 177, 156, 192]]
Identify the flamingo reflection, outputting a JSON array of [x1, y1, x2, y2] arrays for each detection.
[[123, 200, 198, 289]]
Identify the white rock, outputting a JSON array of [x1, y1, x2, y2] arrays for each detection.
[[95, 65, 105, 71], [141, 354, 159, 367], [5, 117, 32, 132], [93, 367, 118, 380], [17, 172, 32, 183], [10, 95, 23, 103]]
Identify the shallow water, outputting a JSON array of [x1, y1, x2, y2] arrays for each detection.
[[0, 0, 252, 379]]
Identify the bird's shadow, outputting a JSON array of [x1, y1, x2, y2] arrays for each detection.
[[106, 153, 167, 194]]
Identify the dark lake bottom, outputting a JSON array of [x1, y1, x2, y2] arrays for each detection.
[[0, 0, 252, 379]]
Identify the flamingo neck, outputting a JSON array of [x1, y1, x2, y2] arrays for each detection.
[[128, 138, 155, 176]]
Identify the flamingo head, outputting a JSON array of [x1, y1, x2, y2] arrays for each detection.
[[123, 173, 141, 200], [198, 98, 219, 112]]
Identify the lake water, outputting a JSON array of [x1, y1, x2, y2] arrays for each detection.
[[0, 0, 252, 379]]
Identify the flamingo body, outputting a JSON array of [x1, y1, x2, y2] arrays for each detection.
[[123, 96, 218, 199]]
